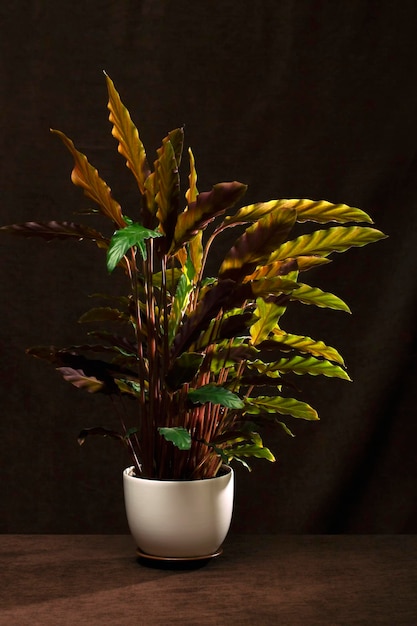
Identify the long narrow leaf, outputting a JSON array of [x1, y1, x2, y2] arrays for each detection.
[[186, 148, 203, 279], [168, 272, 193, 344], [0, 222, 108, 250], [289, 198, 374, 224], [105, 72, 151, 195], [244, 395, 319, 420], [269, 226, 387, 262], [245, 257, 329, 281], [185, 147, 198, 204], [171, 181, 247, 253], [265, 329, 345, 365], [248, 355, 351, 380], [222, 199, 285, 226], [288, 282, 351, 312], [79, 307, 130, 323], [219, 208, 297, 281], [170, 279, 236, 359], [56, 367, 105, 393], [78, 426, 125, 445], [223, 198, 374, 226], [250, 299, 285, 345], [155, 134, 181, 246], [51, 129, 126, 228], [222, 441, 275, 462]]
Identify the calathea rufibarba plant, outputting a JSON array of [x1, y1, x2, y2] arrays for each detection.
[[1, 73, 387, 480]]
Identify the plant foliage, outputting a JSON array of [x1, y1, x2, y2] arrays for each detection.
[[0, 73, 387, 479]]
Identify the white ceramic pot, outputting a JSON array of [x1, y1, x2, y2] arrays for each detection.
[[123, 465, 234, 559]]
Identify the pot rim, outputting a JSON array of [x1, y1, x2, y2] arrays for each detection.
[[123, 464, 233, 484]]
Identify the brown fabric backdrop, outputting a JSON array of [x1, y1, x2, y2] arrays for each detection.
[[1, 1, 416, 533]]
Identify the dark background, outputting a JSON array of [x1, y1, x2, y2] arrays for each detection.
[[1, 1, 416, 534]]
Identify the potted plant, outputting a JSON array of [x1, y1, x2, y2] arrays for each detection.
[[1, 73, 386, 559]]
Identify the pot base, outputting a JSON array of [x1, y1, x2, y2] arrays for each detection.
[[136, 547, 223, 562]]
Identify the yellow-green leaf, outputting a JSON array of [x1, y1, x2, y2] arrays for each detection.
[[222, 199, 285, 226], [250, 298, 285, 345], [185, 147, 198, 204], [250, 277, 299, 298], [186, 149, 203, 279], [223, 198, 374, 227], [248, 355, 351, 380], [269, 226, 387, 262], [155, 136, 180, 242], [288, 282, 351, 313], [269, 329, 345, 365], [168, 273, 193, 344], [224, 442, 275, 462], [244, 395, 319, 420], [104, 72, 151, 195], [290, 198, 374, 224]]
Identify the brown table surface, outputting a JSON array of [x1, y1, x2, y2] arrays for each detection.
[[1, 534, 416, 625]]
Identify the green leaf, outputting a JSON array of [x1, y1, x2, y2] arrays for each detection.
[[188, 384, 244, 408], [244, 395, 319, 420], [106, 222, 162, 272], [105, 72, 151, 195], [158, 427, 192, 450], [269, 226, 387, 262]]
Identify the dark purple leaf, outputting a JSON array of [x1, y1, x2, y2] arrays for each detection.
[[171, 181, 247, 253], [170, 280, 236, 359], [78, 426, 125, 445], [0, 221, 108, 245], [27, 345, 139, 394], [219, 208, 297, 281]]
